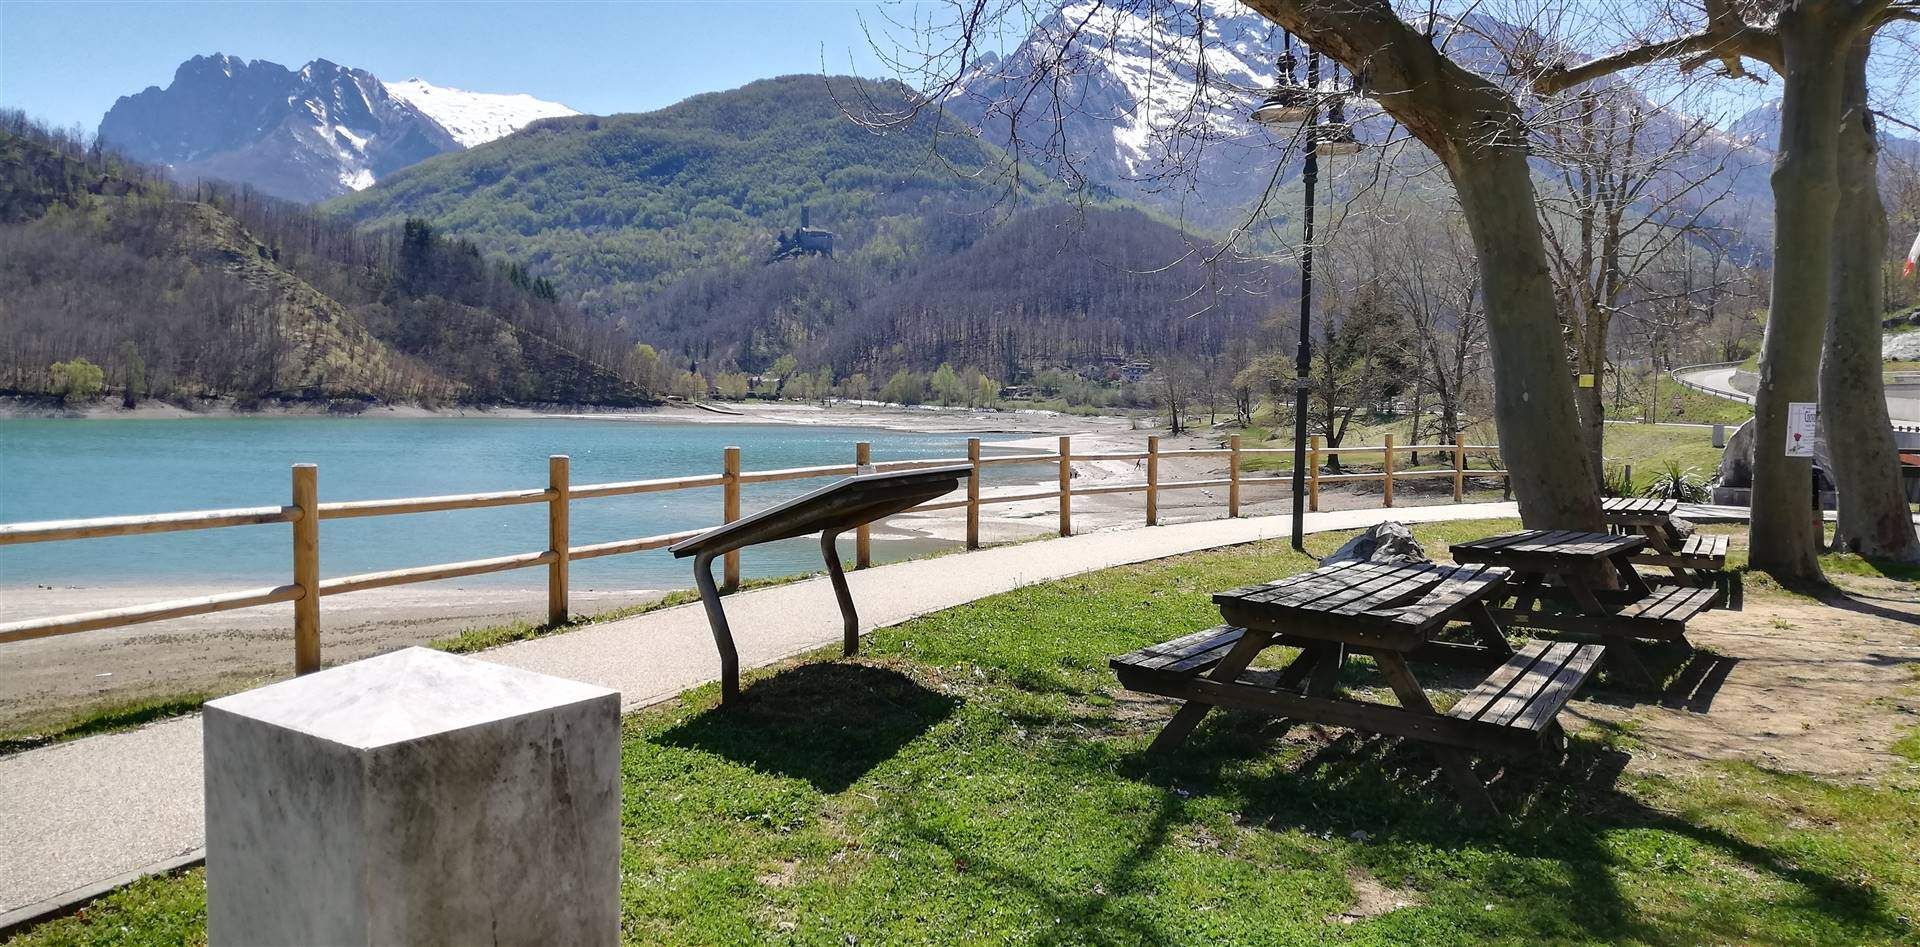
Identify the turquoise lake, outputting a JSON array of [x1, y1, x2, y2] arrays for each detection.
[[0, 418, 1036, 592]]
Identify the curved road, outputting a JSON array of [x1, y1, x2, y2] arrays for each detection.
[[1675, 366, 1751, 405], [1674, 365, 1919, 423]]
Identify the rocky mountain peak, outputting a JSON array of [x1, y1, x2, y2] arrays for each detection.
[[97, 53, 573, 204]]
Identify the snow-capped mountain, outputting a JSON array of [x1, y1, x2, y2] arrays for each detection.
[[944, 2, 1784, 241], [97, 54, 575, 203], [385, 79, 577, 148], [944, 1, 1286, 226]]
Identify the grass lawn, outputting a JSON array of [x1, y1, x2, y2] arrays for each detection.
[[1639, 376, 1752, 427], [1598, 424, 1722, 483], [1236, 417, 1722, 493], [15, 518, 1920, 946]]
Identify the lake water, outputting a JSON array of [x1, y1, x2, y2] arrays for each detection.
[[0, 418, 1038, 593]]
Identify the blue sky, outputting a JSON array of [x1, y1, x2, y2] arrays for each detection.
[[0, 1, 909, 131]]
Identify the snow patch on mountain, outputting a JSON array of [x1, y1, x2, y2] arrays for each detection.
[[385, 79, 577, 147]]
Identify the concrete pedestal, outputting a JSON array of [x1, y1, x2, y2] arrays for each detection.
[[203, 647, 620, 946]]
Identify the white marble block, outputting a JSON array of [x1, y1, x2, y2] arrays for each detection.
[[203, 647, 621, 946]]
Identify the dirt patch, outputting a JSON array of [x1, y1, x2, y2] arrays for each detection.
[[1327, 867, 1423, 924], [1568, 571, 1920, 782], [756, 861, 799, 888]]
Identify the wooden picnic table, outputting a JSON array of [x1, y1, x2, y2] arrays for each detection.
[[1601, 497, 1729, 582], [1111, 560, 1606, 816], [1450, 529, 1714, 686]]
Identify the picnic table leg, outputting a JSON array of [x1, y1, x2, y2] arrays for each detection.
[[1374, 652, 1498, 819], [1606, 552, 1654, 598], [821, 529, 859, 657], [1306, 643, 1346, 698], [694, 551, 741, 705], [1466, 602, 1515, 657], [1638, 525, 1693, 581], [1562, 571, 1657, 689], [1511, 572, 1547, 615], [1147, 628, 1272, 754], [1273, 644, 1321, 691]]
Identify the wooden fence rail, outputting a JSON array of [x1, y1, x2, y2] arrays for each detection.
[[0, 433, 1507, 671]]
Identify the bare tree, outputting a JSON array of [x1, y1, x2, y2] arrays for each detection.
[[1534, 87, 1735, 486]]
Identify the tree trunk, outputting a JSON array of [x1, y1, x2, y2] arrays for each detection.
[[1453, 150, 1605, 529], [1750, 14, 1851, 581], [1579, 299, 1608, 492], [1821, 37, 1919, 561]]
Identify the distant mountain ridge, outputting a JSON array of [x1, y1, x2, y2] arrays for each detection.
[[97, 53, 574, 203]]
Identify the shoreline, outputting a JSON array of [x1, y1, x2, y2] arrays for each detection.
[[0, 395, 1143, 438]]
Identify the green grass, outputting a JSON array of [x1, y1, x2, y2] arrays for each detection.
[[1643, 375, 1753, 426], [0, 694, 214, 756], [1233, 416, 1722, 493], [1598, 424, 1722, 486], [18, 518, 1920, 946]]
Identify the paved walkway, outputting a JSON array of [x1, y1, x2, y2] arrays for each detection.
[[0, 502, 1518, 918]]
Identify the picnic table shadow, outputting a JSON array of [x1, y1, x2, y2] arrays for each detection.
[[1109, 705, 1905, 943], [654, 661, 959, 794]]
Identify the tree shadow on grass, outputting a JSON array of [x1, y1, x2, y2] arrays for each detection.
[[1118, 710, 1909, 944], [655, 662, 959, 794]]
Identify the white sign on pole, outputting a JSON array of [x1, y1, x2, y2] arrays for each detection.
[[1784, 402, 1818, 457]]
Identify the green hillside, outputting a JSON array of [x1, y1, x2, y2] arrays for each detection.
[[328, 75, 1053, 315]]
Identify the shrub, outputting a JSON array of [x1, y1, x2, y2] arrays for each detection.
[[48, 357, 105, 404], [1640, 462, 1710, 503]]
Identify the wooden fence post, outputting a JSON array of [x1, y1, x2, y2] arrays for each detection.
[[966, 437, 982, 550], [1228, 434, 1241, 518], [1058, 435, 1072, 537], [1452, 434, 1466, 502], [722, 446, 741, 592], [1383, 434, 1395, 508], [1309, 436, 1323, 512], [291, 464, 319, 675], [855, 441, 872, 569], [1146, 435, 1160, 526], [547, 455, 569, 625]]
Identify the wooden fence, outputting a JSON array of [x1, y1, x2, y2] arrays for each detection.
[[0, 433, 1506, 674]]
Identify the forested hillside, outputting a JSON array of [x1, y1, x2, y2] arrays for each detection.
[[0, 111, 640, 407], [328, 75, 1060, 314], [632, 204, 1271, 377], [327, 74, 1283, 390]]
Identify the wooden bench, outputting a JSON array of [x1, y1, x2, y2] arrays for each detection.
[[1446, 640, 1605, 743], [1112, 624, 1248, 689], [1490, 582, 1718, 640], [1631, 532, 1731, 578]]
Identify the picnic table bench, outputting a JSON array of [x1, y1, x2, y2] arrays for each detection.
[[670, 464, 969, 704], [1111, 561, 1606, 816], [1601, 497, 1730, 581], [1451, 529, 1716, 686]]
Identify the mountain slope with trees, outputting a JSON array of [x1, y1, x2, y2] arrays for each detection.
[[0, 111, 639, 407], [327, 75, 1059, 315]]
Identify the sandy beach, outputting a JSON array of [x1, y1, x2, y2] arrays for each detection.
[[0, 393, 1138, 437], [1, 402, 1506, 737]]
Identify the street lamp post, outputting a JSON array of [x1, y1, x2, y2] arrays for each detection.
[[1254, 38, 1361, 551], [1289, 51, 1320, 552]]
